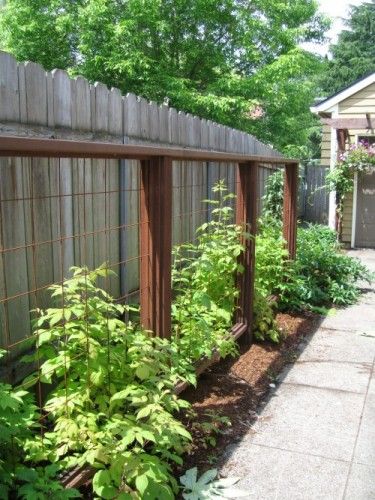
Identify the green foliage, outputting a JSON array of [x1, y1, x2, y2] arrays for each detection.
[[172, 181, 245, 362], [180, 467, 246, 499], [255, 221, 288, 299], [253, 220, 286, 343], [286, 224, 372, 309], [255, 217, 373, 316], [23, 265, 191, 499], [327, 143, 375, 196], [319, 1, 375, 96], [253, 294, 280, 343], [256, 222, 373, 312], [262, 170, 284, 221], [0, 0, 328, 153], [190, 410, 231, 450], [0, 350, 79, 499], [15, 465, 80, 500]]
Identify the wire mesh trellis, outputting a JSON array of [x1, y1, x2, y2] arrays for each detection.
[[0, 156, 145, 389]]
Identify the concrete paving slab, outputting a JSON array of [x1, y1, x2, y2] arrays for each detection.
[[353, 393, 375, 466], [222, 444, 349, 500], [321, 305, 375, 332], [298, 328, 375, 364], [344, 463, 375, 500], [281, 360, 372, 394], [367, 367, 375, 397], [250, 384, 364, 461]]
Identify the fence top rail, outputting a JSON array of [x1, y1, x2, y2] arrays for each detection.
[[0, 136, 298, 165]]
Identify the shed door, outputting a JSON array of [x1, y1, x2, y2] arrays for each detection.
[[355, 169, 375, 248]]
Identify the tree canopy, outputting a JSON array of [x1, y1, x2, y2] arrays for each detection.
[[0, 0, 329, 155], [319, 1, 375, 96]]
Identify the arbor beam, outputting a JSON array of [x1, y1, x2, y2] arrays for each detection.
[[283, 162, 298, 260], [139, 157, 173, 338], [235, 161, 258, 343]]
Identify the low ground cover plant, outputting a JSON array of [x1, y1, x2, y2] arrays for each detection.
[[256, 218, 372, 313]]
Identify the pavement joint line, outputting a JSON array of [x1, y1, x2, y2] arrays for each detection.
[[280, 381, 369, 395], [293, 359, 372, 366], [243, 441, 352, 466], [342, 354, 375, 499], [318, 326, 375, 334]]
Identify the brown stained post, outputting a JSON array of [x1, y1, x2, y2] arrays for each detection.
[[139, 157, 173, 338], [235, 161, 258, 343], [283, 162, 299, 260]]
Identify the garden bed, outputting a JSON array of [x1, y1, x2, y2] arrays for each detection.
[[178, 310, 322, 474]]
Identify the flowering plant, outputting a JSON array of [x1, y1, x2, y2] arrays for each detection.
[[326, 141, 375, 223], [327, 142, 375, 196]]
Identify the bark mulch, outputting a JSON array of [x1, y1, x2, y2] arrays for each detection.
[[178, 311, 322, 474]]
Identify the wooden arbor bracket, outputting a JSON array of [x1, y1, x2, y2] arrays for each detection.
[[235, 161, 259, 342], [139, 157, 173, 338]]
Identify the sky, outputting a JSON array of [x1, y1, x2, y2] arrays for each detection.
[[303, 0, 366, 56]]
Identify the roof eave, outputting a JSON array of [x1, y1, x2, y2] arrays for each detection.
[[310, 72, 375, 114]]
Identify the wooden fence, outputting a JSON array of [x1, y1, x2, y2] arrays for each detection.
[[299, 163, 329, 224], [0, 51, 295, 377]]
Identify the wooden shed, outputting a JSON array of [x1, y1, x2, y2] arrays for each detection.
[[311, 73, 375, 248]]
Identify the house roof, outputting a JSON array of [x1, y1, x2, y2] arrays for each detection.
[[310, 72, 375, 114]]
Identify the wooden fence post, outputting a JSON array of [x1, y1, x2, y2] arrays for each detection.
[[139, 157, 173, 338], [283, 162, 299, 259], [236, 161, 258, 343]]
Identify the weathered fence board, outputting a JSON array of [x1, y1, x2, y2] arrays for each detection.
[[302, 164, 329, 224]]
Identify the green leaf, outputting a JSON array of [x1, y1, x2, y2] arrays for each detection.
[[135, 474, 149, 495], [135, 364, 150, 380], [93, 470, 117, 499]]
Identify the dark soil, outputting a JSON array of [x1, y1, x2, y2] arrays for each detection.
[[177, 311, 322, 474]]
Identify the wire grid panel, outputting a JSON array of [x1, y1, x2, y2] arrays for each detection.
[[0, 156, 144, 385], [171, 161, 236, 248]]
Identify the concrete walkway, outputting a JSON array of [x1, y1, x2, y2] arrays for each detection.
[[221, 249, 375, 500]]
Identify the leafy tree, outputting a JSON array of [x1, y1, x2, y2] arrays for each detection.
[[0, 0, 328, 154], [319, 1, 375, 95]]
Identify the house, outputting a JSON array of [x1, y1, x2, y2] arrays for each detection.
[[311, 73, 375, 248]]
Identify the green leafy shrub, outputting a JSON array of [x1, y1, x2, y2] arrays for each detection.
[[172, 181, 247, 361], [23, 265, 192, 499], [253, 294, 280, 343], [253, 220, 285, 343], [255, 220, 288, 298], [0, 350, 78, 499], [281, 224, 373, 310], [255, 221, 373, 312]]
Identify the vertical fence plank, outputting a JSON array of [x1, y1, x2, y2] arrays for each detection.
[[236, 161, 258, 343], [52, 70, 74, 277], [140, 157, 173, 337], [0, 157, 31, 359], [124, 93, 141, 140], [283, 163, 299, 259], [0, 51, 20, 122]]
